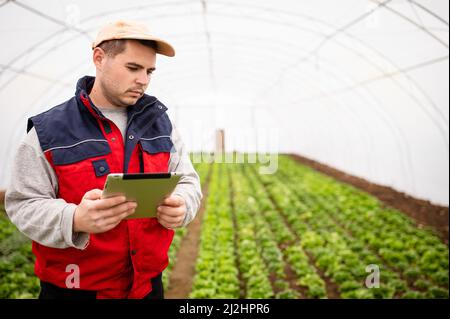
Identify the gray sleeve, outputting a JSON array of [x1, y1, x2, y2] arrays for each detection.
[[168, 126, 203, 227], [4, 127, 89, 250]]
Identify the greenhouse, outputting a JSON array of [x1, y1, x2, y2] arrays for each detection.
[[0, 0, 448, 300]]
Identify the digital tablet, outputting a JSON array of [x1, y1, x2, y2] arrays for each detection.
[[102, 172, 182, 219]]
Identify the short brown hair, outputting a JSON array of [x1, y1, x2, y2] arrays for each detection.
[[98, 39, 158, 57]]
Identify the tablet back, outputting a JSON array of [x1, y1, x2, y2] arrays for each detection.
[[102, 173, 181, 219]]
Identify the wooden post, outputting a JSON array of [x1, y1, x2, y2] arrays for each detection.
[[0, 190, 5, 207], [215, 129, 225, 153]]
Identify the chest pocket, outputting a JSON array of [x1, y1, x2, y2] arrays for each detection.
[[50, 140, 112, 204], [139, 136, 174, 173]]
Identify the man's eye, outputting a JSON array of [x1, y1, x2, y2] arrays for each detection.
[[127, 67, 138, 71]]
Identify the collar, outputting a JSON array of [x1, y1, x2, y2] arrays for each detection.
[[75, 75, 161, 120]]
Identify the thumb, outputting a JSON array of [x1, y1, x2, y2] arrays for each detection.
[[163, 194, 185, 207], [83, 189, 103, 200]]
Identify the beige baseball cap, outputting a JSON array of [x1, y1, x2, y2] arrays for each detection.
[[92, 20, 175, 57]]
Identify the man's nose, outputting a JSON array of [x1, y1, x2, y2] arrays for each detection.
[[136, 71, 149, 85]]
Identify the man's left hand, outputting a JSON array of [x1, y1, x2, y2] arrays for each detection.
[[156, 194, 186, 229]]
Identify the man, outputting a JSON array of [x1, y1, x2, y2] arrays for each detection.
[[4, 20, 202, 299]]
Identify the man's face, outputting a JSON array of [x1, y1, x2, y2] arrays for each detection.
[[99, 40, 157, 107]]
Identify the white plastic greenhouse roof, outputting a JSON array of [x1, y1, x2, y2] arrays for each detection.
[[0, 0, 448, 205]]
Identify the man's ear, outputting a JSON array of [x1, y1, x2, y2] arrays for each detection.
[[92, 47, 106, 70]]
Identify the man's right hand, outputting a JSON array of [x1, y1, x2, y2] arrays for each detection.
[[73, 189, 137, 234]]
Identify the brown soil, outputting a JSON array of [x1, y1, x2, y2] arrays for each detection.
[[0, 191, 5, 204], [164, 210, 205, 298], [289, 154, 449, 245], [165, 166, 212, 299]]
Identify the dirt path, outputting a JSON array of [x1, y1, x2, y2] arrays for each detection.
[[290, 154, 449, 245], [165, 166, 212, 298]]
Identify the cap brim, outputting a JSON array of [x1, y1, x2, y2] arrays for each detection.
[[152, 38, 175, 57]]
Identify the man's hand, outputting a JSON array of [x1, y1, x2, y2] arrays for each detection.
[[156, 194, 186, 229], [73, 189, 137, 234]]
